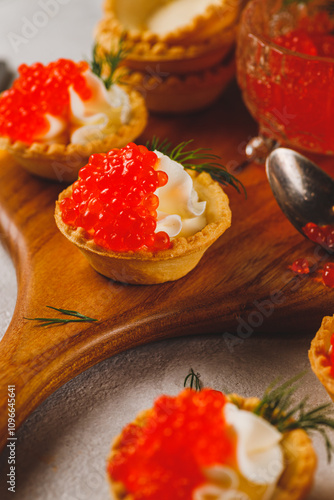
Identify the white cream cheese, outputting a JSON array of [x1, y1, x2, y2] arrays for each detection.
[[69, 70, 131, 144], [193, 403, 284, 500], [154, 150, 207, 238], [36, 113, 66, 143], [37, 70, 131, 145], [146, 0, 220, 37]]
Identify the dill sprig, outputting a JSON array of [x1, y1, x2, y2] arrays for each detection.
[[253, 373, 334, 462], [89, 34, 129, 90], [24, 306, 98, 327], [184, 368, 202, 391], [146, 137, 246, 196]]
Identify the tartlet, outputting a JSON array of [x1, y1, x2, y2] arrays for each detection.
[[123, 57, 235, 114], [0, 90, 147, 183], [309, 315, 334, 402], [102, 0, 241, 44], [107, 392, 317, 500], [96, 13, 236, 74], [0, 60, 147, 182], [55, 169, 231, 285], [95, 0, 244, 112]]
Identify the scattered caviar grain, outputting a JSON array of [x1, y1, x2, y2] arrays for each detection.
[[291, 258, 310, 274], [322, 263, 334, 288], [302, 222, 334, 250], [60, 143, 170, 253]]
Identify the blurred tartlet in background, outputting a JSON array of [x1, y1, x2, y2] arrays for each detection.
[[0, 58, 147, 182], [95, 0, 246, 113]]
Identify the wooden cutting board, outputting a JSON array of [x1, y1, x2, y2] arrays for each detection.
[[0, 84, 333, 451]]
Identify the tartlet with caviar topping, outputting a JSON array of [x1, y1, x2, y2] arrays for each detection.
[[309, 315, 334, 402], [95, 0, 244, 112], [55, 141, 234, 284], [0, 59, 147, 182], [107, 381, 324, 500]]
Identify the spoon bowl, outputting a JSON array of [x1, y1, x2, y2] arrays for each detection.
[[266, 148, 334, 249]]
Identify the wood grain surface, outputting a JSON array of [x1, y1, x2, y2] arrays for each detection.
[[0, 83, 333, 452]]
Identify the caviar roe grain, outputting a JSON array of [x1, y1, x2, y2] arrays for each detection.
[[60, 144, 170, 253], [108, 389, 236, 500], [303, 222, 334, 250], [322, 263, 334, 289], [0, 59, 91, 144], [291, 258, 310, 275]]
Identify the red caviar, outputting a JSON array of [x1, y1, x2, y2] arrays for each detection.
[[0, 59, 91, 143], [322, 263, 334, 288], [108, 389, 236, 500], [273, 29, 318, 56], [60, 143, 170, 252], [303, 223, 334, 250], [238, 9, 334, 154], [291, 258, 310, 274]]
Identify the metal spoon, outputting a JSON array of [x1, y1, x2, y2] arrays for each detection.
[[266, 148, 334, 249]]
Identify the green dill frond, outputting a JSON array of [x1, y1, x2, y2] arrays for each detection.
[[184, 368, 202, 391], [24, 306, 98, 327], [89, 34, 129, 89], [146, 137, 246, 196], [254, 373, 334, 462]]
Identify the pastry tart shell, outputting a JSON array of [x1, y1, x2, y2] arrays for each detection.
[[123, 57, 236, 113], [107, 395, 317, 500], [95, 14, 236, 74], [55, 171, 232, 284], [0, 90, 147, 183], [309, 315, 334, 402], [102, 0, 242, 44]]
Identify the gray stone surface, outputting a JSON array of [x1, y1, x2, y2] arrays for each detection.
[[0, 243, 16, 338], [0, 1, 334, 499], [0, 302, 334, 499]]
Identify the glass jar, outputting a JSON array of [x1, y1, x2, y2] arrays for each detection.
[[237, 0, 334, 155]]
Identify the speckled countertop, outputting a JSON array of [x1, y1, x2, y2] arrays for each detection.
[[0, 1, 333, 499]]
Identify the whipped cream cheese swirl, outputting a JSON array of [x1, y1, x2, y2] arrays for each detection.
[[154, 151, 207, 239], [194, 403, 284, 500], [38, 70, 131, 145], [69, 70, 131, 144]]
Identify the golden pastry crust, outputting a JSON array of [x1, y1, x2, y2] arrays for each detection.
[[309, 315, 334, 402], [0, 90, 147, 183], [95, 0, 244, 113], [123, 57, 235, 113], [95, 14, 236, 74], [107, 395, 317, 500], [55, 170, 232, 284], [229, 395, 317, 500], [102, 0, 241, 44]]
